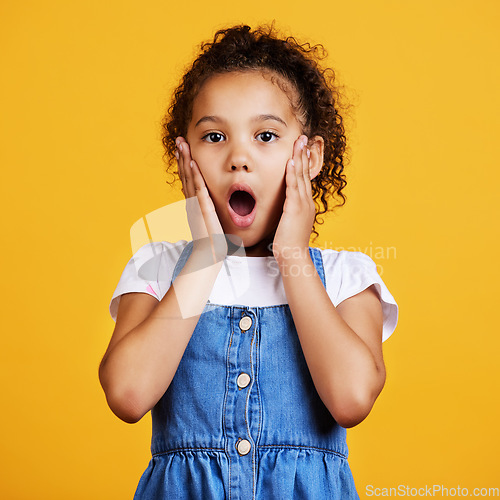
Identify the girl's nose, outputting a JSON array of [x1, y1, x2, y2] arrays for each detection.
[[227, 142, 252, 172]]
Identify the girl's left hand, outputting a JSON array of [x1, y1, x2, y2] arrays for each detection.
[[272, 135, 315, 263]]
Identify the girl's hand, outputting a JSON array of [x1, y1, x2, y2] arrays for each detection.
[[176, 137, 227, 263], [272, 135, 315, 263]]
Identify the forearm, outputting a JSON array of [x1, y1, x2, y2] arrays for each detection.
[[278, 254, 384, 427], [99, 252, 223, 423]]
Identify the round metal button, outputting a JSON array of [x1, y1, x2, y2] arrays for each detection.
[[239, 316, 252, 331], [237, 373, 251, 389], [237, 439, 251, 456]]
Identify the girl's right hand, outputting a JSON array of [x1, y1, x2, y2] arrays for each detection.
[[175, 137, 228, 264]]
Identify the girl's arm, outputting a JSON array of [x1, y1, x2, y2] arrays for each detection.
[[99, 139, 226, 423], [278, 257, 385, 428], [273, 135, 385, 428], [99, 254, 223, 424]]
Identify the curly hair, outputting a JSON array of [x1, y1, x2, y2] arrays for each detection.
[[162, 23, 350, 240]]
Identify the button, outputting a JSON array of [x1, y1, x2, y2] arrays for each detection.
[[237, 373, 251, 389], [239, 316, 252, 331], [237, 439, 251, 456]]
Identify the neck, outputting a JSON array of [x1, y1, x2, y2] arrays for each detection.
[[226, 235, 274, 257]]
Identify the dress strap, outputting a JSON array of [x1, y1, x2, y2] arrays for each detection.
[[308, 246, 326, 288], [170, 241, 194, 286]]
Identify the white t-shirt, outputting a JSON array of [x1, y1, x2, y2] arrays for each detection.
[[109, 240, 399, 342]]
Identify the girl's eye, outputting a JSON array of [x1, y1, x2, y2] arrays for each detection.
[[257, 131, 278, 143], [202, 132, 225, 143]]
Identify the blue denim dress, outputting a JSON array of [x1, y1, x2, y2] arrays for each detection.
[[134, 242, 360, 499]]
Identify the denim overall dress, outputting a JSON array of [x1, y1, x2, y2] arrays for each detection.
[[134, 242, 360, 499]]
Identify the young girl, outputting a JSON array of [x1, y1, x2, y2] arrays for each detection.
[[100, 24, 398, 499]]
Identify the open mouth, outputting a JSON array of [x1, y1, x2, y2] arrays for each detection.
[[229, 190, 256, 216], [227, 184, 257, 228]]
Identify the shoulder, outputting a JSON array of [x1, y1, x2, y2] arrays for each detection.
[[319, 247, 378, 270], [132, 239, 189, 263], [109, 240, 189, 322], [317, 248, 378, 290], [129, 240, 189, 278], [318, 247, 381, 286], [315, 247, 399, 342]]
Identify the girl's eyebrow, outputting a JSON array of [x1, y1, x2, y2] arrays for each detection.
[[255, 114, 287, 126], [194, 114, 287, 128]]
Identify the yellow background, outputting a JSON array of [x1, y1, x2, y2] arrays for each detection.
[[1, 0, 498, 498]]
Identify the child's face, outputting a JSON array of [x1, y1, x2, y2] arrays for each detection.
[[185, 70, 305, 256]]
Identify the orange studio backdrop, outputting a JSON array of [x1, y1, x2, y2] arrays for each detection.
[[1, 1, 499, 498]]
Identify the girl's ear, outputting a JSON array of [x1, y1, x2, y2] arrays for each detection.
[[307, 135, 325, 180]]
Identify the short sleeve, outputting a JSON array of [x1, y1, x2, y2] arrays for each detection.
[[108, 240, 187, 322], [335, 251, 399, 342]]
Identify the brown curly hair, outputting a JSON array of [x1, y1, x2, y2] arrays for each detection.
[[162, 23, 350, 240]]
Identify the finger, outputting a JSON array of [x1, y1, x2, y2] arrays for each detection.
[[190, 159, 208, 198], [300, 137, 313, 198], [182, 155, 209, 240], [191, 159, 223, 235], [293, 135, 308, 199], [191, 160, 217, 217], [180, 139, 194, 199], [285, 136, 305, 202], [303, 146, 312, 198], [175, 137, 187, 196], [176, 151, 187, 198], [284, 157, 300, 210], [177, 138, 195, 199]]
